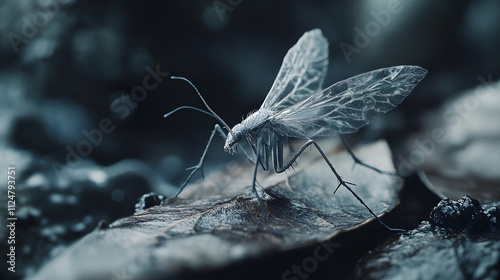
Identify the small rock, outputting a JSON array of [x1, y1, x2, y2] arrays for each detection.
[[429, 195, 490, 233]]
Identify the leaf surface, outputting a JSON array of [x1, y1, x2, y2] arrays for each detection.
[[30, 140, 402, 280]]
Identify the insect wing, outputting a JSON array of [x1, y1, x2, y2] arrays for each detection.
[[269, 66, 428, 138], [260, 29, 329, 111]]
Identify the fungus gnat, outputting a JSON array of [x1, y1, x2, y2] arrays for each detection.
[[165, 29, 427, 231]]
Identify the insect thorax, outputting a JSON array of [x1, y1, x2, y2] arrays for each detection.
[[241, 109, 274, 131]]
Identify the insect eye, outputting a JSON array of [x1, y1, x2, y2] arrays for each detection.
[[234, 131, 243, 141]]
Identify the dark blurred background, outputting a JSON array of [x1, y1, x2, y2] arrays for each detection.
[[1, 0, 499, 279]]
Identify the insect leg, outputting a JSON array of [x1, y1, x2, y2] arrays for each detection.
[[277, 140, 403, 232], [252, 137, 270, 228], [173, 124, 226, 198], [275, 140, 314, 173], [340, 136, 396, 175]]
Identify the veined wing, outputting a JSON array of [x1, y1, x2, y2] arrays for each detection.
[[260, 29, 329, 111], [269, 66, 428, 138]]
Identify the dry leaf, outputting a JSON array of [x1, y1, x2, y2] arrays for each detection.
[[30, 140, 402, 280]]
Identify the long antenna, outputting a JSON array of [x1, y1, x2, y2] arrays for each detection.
[[164, 106, 216, 119], [170, 76, 232, 133]]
